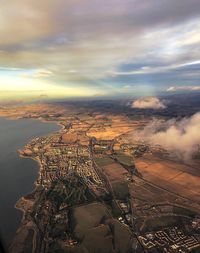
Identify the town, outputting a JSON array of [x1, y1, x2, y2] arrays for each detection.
[[1, 103, 198, 253]]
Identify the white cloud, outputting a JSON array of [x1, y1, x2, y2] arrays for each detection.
[[167, 86, 176, 91], [34, 69, 53, 78], [167, 85, 200, 92], [132, 112, 200, 160], [20, 69, 53, 78], [132, 97, 166, 109], [122, 85, 132, 89]]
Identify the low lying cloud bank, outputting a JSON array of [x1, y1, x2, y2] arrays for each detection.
[[132, 97, 166, 109], [133, 112, 200, 160]]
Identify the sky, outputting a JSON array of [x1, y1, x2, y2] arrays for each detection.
[[0, 0, 200, 99]]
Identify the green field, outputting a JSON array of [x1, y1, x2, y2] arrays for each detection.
[[112, 181, 130, 200], [113, 151, 135, 167], [94, 155, 114, 167], [47, 176, 95, 207]]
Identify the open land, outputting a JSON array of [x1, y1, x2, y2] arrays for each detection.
[[0, 96, 200, 253]]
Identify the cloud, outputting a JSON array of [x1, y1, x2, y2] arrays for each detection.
[[110, 60, 200, 76], [20, 69, 53, 79], [132, 97, 166, 109], [0, 1, 200, 96], [132, 112, 200, 159], [167, 85, 200, 92], [34, 69, 53, 78]]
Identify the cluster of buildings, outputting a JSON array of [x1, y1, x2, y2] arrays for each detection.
[[120, 142, 149, 157], [117, 200, 133, 226], [92, 139, 114, 154], [37, 144, 103, 189], [138, 227, 200, 253], [192, 217, 200, 230], [23, 133, 104, 192]]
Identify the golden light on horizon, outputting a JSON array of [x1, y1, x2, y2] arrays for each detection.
[[0, 75, 97, 99]]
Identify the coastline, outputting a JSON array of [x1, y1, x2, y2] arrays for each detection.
[[14, 118, 63, 219], [14, 156, 41, 221], [0, 114, 63, 247]]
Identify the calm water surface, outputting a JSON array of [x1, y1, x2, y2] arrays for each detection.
[[0, 117, 60, 248]]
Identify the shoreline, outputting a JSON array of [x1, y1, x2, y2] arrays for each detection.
[[14, 156, 41, 220], [14, 118, 63, 217], [0, 114, 63, 246]]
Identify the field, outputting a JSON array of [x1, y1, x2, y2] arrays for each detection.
[[129, 176, 200, 233], [101, 162, 127, 183], [47, 177, 96, 207], [94, 155, 130, 199], [138, 215, 191, 232], [94, 155, 114, 167], [112, 181, 130, 200], [112, 152, 135, 167], [87, 115, 138, 140], [135, 153, 200, 204], [61, 132, 90, 146], [70, 202, 133, 253], [129, 176, 200, 218], [0, 103, 69, 119]]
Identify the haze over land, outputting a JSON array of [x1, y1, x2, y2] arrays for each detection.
[[0, 0, 200, 99]]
